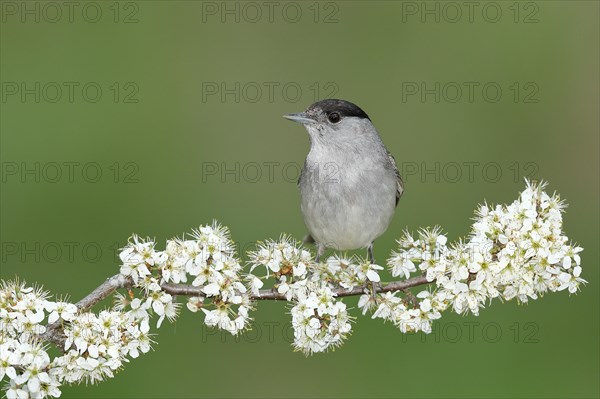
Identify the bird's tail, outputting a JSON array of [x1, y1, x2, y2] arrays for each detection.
[[303, 234, 315, 244]]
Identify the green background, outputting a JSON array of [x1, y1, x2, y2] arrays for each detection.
[[1, 1, 598, 398]]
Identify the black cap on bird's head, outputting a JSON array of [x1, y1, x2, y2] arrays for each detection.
[[306, 99, 370, 121], [283, 99, 370, 125]]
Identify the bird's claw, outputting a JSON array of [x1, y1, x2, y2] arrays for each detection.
[[369, 281, 381, 304]]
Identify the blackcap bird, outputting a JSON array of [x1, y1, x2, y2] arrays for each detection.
[[284, 99, 404, 265]]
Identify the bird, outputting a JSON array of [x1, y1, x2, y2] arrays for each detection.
[[283, 99, 404, 267]]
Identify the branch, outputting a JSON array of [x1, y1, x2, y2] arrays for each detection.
[[39, 272, 430, 346], [41, 274, 134, 347], [163, 274, 430, 300], [75, 274, 134, 311]]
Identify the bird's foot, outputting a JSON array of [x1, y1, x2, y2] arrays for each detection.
[[314, 243, 325, 264], [369, 281, 382, 304]]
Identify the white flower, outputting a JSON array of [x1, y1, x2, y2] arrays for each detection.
[[6, 382, 27, 399], [186, 297, 203, 312], [388, 251, 417, 279], [202, 307, 232, 331], [157, 300, 181, 328], [290, 282, 352, 355], [202, 282, 221, 296], [248, 236, 311, 279], [142, 291, 178, 328], [294, 262, 307, 278], [119, 235, 158, 283], [357, 292, 377, 315], [45, 301, 77, 324], [128, 297, 149, 321], [372, 292, 404, 320], [247, 276, 264, 296], [558, 266, 586, 294], [366, 264, 383, 283], [0, 344, 17, 381], [316, 256, 382, 290]]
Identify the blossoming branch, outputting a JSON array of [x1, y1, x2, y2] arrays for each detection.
[[0, 181, 585, 399]]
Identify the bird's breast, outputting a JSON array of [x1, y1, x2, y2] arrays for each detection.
[[299, 155, 397, 250]]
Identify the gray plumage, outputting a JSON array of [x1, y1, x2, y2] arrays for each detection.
[[284, 99, 404, 262]]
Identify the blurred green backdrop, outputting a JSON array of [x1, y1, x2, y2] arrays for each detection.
[[1, 1, 598, 398]]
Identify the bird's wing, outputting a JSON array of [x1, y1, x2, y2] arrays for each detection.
[[297, 159, 308, 187], [298, 164, 315, 244], [387, 151, 404, 207]]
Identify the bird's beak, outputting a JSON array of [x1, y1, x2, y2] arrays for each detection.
[[283, 112, 316, 125]]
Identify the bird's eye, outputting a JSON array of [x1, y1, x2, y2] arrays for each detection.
[[327, 112, 341, 124]]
